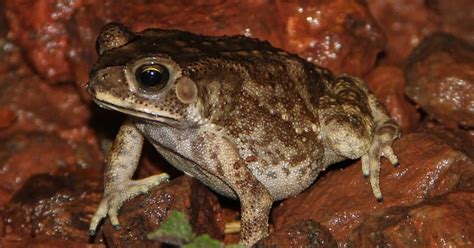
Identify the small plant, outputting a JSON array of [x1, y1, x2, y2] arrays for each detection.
[[147, 211, 242, 248]]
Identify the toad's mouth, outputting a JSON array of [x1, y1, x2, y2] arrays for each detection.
[[92, 98, 180, 125]]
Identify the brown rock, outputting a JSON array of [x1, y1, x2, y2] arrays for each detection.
[[0, 132, 103, 205], [1, 237, 105, 248], [420, 121, 474, 159], [256, 220, 337, 248], [272, 133, 474, 243], [3, 174, 102, 243], [405, 33, 474, 128], [346, 191, 474, 247], [0, 106, 16, 129], [5, 0, 384, 93], [0, 69, 91, 135], [426, 0, 474, 43], [5, 0, 87, 83], [276, 0, 385, 76], [100, 176, 224, 247], [365, 65, 420, 132], [367, 0, 439, 64]]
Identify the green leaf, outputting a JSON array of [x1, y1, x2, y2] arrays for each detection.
[[225, 244, 244, 248], [147, 211, 195, 245], [147, 210, 243, 248], [183, 234, 223, 248]]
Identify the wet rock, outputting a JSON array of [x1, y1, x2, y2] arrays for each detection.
[[100, 176, 224, 247], [0, 106, 16, 129], [0, 132, 103, 206], [405, 33, 474, 128], [276, 0, 385, 76], [365, 65, 420, 132], [3, 174, 102, 243], [426, 0, 474, 43], [5, 0, 89, 83], [256, 220, 337, 248], [0, 0, 7, 39], [420, 121, 474, 159], [346, 191, 474, 247], [367, 0, 439, 64], [5, 0, 384, 93], [272, 133, 474, 243], [1, 237, 105, 248], [0, 68, 91, 135]]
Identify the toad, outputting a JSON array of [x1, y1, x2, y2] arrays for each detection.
[[87, 23, 399, 246]]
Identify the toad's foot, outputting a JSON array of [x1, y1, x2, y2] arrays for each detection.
[[361, 125, 399, 201], [89, 173, 169, 235]]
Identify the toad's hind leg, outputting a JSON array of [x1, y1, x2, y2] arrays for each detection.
[[320, 75, 399, 201]]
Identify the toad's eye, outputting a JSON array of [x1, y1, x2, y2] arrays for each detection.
[[135, 64, 170, 90]]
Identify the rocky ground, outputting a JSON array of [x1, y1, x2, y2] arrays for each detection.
[[0, 0, 473, 247]]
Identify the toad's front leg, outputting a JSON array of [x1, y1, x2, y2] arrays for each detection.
[[320, 76, 399, 201], [89, 119, 169, 234]]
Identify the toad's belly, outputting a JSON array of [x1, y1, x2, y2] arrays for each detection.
[[137, 121, 324, 200], [154, 141, 322, 200], [240, 148, 324, 200]]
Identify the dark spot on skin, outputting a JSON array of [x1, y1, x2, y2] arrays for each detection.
[[299, 167, 307, 175], [282, 167, 290, 176], [233, 160, 245, 170], [266, 171, 277, 179], [245, 156, 256, 163]]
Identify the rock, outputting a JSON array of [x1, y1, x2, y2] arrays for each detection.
[[272, 133, 474, 244], [426, 0, 474, 43], [420, 121, 474, 159], [5, 0, 384, 93], [0, 106, 16, 129], [3, 174, 102, 243], [345, 191, 474, 247], [367, 0, 474, 65], [0, 67, 91, 135], [256, 220, 337, 248], [101, 176, 225, 247], [365, 65, 420, 132], [367, 0, 439, 64], [1, 237, 105, 248], [4, 0, 90, 83], [405, 33, 474, 128], [0, 133, 103, 205], [276, 0, 385, 76]]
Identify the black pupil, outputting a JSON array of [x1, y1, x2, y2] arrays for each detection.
[[136, 65, 169, 89]]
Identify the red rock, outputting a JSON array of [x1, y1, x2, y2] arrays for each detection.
[[0, 133, 103, 205], [256, 220, 337, 248], [277, 0, 385, 76], [0, 106, 16, 129], [4, 174, 102, 243], [368, 0, 474, 65], [1, 237, 105, 248], [0, 74, 91, 135], [346, 191, 474, 247], [426, 0, 474, 43], [272, 133, 474, 243], [5, 0, 384, 95], [365, 65, 420, 132], [420, 121, 474, 159], [367, 0, 439, 64], [4, 0, 84, 83], [101, 176, 225, 247], [405, 33, 474, 128]]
